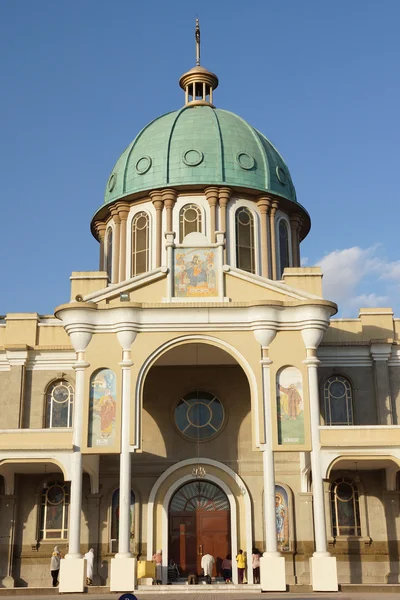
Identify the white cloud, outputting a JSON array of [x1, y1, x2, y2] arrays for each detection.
[[315, 245, 400, 316], [300, 256, 308, 266]]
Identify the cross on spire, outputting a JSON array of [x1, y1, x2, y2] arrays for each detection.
[[195, 18, 201, 66]]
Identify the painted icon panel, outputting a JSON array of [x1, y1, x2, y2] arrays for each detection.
[[88, 368, 117, 447], [276, 366, 305, 445], [174, 247, 218, 297], [275, 485, 290, 552]]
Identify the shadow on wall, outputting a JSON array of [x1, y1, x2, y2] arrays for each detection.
[[142, 363, 252, 466]]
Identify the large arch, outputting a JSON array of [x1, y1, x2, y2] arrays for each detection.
[[134, 334, 260, 450], [146, 457, 254, 585]]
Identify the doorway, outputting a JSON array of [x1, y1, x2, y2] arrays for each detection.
[[168, 480, 230, 577]]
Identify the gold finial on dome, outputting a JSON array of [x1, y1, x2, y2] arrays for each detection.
[[179, 18, 219, 108]]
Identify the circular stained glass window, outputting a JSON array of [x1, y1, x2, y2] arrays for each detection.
[[175, 391, 224, 440]]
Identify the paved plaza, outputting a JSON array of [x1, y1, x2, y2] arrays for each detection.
[[2, 594, 400, 600]]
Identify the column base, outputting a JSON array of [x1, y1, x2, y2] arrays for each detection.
[[110, 557, 137, 592], [260, 555, 286, 591], [1, 576, 15, 588], [310, 555, 338, 591], [59, 558, 86, 593]]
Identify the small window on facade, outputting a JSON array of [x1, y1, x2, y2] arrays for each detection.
[[179, 204, 202, 241], [278, 219, 290, 278], [131, 212, 149, 276], [235, 207, 255, 274], [39, 481, 70, 540], [324, 376, 353, 426], [330, 478, 361, 537], [45, 380, 74, 428], [106, 227, 113, 281]]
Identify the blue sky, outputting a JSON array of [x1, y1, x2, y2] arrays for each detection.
[[1, 0, 399, 316]]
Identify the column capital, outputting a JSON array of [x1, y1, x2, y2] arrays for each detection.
[[270, 199, 279, 214], [218, 187, 232, 206], [149, 189, 164, 208], [289, 212, 302, 229], [257, 196, 271, 214], [370, 343, 392, 361], [253, 328, 277, 348], [303, 357, 320, 367], [94, 221, 107, 239], [301, 327, 325, 351], [161, 188, 177, 205], [110, 206, 121, 224], [115, 201, 130, 221], [204, 186, 219, 206]]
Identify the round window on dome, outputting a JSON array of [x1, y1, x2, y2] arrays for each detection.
[[175, 391, 224, 440], [182, 149, 204, 167], [135, 156, 152, 174], [276, 166, 287, 185], [108, 173, 117, 192], [236, 152, 255, 170]]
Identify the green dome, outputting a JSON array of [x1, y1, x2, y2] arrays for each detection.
[[103, 105, 297, 205]]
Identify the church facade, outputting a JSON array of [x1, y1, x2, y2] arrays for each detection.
[[1, 39, 400, 593]]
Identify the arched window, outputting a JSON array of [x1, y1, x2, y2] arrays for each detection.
[[324, 375, 353, 425], [235, 207, 255, 273], [106, 227, 113, 281], [45, 379, 74, 428], [179, 204, 202, 241], [330, 478, 361, 537], [131, 212, 149, 276], [110, 488, 135, 553], [39, 481, 70, 540], [278, 219, 290, 278]]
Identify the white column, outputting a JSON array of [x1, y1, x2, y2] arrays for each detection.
[[261, 359, 279, 557], [110, 329, 137, 592], [302, 327, 338, 592], [67, 358, 89, 557], [253, 330, 285, 591], [59, 329, 92, 593]]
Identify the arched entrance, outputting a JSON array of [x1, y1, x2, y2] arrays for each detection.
[[168, 480, 230, 577]]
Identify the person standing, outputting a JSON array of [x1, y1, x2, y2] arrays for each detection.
[[152, 549, 162, 584], [252, 548, 261, 584], [84, 547, 95, 585], [50, 546, 61, 587], [201, 552, 214, 584], [236, 549, 246, 584]]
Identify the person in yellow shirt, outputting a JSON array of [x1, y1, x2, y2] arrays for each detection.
[[236, 549, 246, 583]]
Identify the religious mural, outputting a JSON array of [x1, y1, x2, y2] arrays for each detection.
[[275, 485, 289, 551], [174, 247, 218, 297], [88, 368, 117, 447], [111, 489, 135, 547], [276, 366, 305, 446]]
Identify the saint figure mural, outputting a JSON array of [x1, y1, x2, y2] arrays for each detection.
[[174, 248, 218, 297], [88, 369, 117, 447], [276, 367, 305, 446], [275, 486, 289, 551]]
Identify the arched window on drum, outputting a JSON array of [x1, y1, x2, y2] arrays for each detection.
[[235, 207, 255, 274], [179, 203, 202, 241], [45, 379, 74, 428], [324, 375, 354, 426], [106, 227, 113, 282], [330, 478, 361, 537], [131, 211, 149, 276], [278, 219, 290, 278]]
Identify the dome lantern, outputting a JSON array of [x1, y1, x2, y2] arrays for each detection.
[[179, 19, 218, 107]]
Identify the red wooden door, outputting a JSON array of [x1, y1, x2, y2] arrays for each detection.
[[169, 481, 230, 578]]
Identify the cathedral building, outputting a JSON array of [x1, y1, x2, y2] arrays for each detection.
[[1, 25, 400, 593]]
